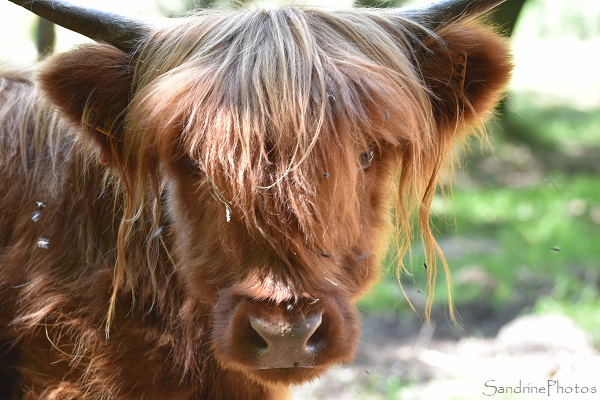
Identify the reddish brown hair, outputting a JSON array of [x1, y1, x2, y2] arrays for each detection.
[[83, 9, 510, 321], [1, 6, 511, 398]]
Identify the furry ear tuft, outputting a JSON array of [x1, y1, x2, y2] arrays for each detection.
[[419, 22, 513, 133], [38, 44, 134, 165]]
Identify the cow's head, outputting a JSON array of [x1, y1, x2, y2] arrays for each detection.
[[14, 0, 511, 386]]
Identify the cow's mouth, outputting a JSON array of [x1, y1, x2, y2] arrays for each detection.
[[248, 366, 327, 385]]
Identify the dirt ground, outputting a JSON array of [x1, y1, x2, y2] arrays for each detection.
[[292, 306, 600, 400]]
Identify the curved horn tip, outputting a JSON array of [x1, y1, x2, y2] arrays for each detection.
[[8, 0, 150, 53]]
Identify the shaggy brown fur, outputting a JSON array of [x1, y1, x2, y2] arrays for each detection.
[[0, 7, 511, 400]]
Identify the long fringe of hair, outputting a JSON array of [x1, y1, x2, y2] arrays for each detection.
[[103, 7, 479, 326]]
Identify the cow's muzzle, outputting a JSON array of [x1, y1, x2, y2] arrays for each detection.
[[211, 285, 360, 384]]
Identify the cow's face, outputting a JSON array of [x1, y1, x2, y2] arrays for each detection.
[[40, 8, 511, 386]]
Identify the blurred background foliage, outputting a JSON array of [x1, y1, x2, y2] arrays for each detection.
[[1, 0, 598, 355]]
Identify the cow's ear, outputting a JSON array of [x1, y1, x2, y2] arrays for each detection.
[[38, 44, 133, 166], [418, 23, 512, 133]]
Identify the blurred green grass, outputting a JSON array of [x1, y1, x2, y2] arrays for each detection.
[[359, 98, 600, 345]]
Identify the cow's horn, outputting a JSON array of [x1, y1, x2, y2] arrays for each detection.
[[9, 0, 506, 52], [399, 0, 507, 30], [8, 0, 150, 53]]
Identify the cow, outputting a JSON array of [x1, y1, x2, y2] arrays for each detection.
[[0, 0, 512, 398]]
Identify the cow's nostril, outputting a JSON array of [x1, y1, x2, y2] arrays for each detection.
[[246, 320, 269, 352], [248, 312, 324, 368], [306, 317, 327, 351]]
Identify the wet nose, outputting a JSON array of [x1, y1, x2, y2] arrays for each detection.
[[248, 312, 324, 369]]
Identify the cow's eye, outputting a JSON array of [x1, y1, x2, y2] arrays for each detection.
[[186, 156, 202, 173], [359, 148, 374, 169]]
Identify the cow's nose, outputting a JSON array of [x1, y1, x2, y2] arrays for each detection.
[[212, 291, 361, 383], [248, 312, 324, 369]]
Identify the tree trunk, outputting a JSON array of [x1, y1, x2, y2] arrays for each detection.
[[488, 0, 529, 145], [489, 0, 528, 37], [37, 18, 56, 60]]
